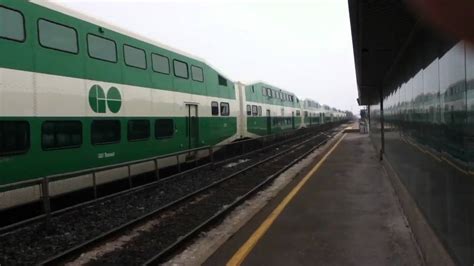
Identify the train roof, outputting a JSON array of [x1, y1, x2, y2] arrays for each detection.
[[32, 0, 234, 82], [243, 80, 297, 96]]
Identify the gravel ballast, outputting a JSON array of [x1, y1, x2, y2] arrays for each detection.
[[0, 126, 339, 265]]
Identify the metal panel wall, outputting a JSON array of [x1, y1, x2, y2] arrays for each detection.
[[370, 35, 474, 265]]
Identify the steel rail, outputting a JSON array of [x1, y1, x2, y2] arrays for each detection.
[[143, 135, 334, 265], [0, 125, 324, 236], [39, 130, 332, 266]]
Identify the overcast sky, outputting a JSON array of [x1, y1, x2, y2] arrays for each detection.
[[54, 0, 358, 113]]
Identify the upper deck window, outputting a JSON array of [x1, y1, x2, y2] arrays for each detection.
[[173, 59, 189, 79], [124, 44, 147, 69], [218, 75, 227, 86], [38, 19, 78, 54], [87, 34, 117, 63], [0, 7, 25, 42], [152, 53, 170, 74], [265, 88, 272, 97], [191, 65, 204, 82]]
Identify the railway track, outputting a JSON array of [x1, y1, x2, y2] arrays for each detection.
[[40, 127, 342, 265], [0, 124, 345, 265], [0, 125, 328, 234]]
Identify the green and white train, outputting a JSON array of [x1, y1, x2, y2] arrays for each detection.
[[0, 0, 349, 210]]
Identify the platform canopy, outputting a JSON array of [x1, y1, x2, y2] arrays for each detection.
[[349, 0, 417, 105]]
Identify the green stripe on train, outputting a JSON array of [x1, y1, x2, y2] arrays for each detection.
[[247, 116, 302, 136], [0, 116, 237, 184]]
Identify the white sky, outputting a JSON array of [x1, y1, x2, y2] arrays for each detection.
[[54, 0, 358, 113]]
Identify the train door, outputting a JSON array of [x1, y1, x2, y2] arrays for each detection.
[[266, 109, 271, 135], [186, 104, 199, 150], [292, 111, 295, 129], [320, 113, 325, 124]]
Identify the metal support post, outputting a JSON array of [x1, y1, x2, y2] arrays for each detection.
[[41, 177, 51, 228], [209, 147, 214, 164], [92, 172, 98, 199], [154, 159, 160, 181], [127, 165, 132, 188], [176, 155, 181, 173], [380, 87, 385, 161]]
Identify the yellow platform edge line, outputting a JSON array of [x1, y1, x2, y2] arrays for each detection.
[[226, 133, 347, 266]]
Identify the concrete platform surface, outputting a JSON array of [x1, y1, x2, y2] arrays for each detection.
[[205, 133, 423, 266]]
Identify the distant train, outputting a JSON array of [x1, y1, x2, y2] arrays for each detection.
[[0, 0, 349, 210]]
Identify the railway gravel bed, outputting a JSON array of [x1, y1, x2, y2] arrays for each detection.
[[0, 127, 338, 265], [88, 133, 331, 265]]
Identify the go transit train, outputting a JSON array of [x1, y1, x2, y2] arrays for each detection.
[[0, 0, 349, 210]]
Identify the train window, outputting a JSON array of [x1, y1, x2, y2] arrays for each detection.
[[211, 101, 219, 116], [252, 105, 258, 116], [38, 19, 78, 54], [124, 44, 147, 69], [266, 88, 272, 97], [246, 105, 251, 116], [191, 66, 204, 82], [42, 121, 82, 150], [128, 120, 150, 141], [251, 86, 255, 93], [218, 75, 227, 86], [155, 119, 174, 138], [0, 7, 25, 42], [91, 120, 121, 145], [304, 111, 308, 117], [258, 106, 262, 116], [296, 110, 301, 116], [221, 102, 230, 116], [173, 59, 189, 79], [0, 121, 29, 156], [262, 87, 267, 96], [87, 34, 117, 63], [151, 53, 170, 74]]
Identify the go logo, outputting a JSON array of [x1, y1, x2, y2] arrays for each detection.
[[88, 85, 122, 113]]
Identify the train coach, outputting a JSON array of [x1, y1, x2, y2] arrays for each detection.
[[302, 99, 324, 127], [236, 82, 303, 138], [0, 0, 240, 209], [0, 0, 348, 211]]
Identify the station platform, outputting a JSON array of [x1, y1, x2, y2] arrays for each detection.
[[204, 132, 423, 266]]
